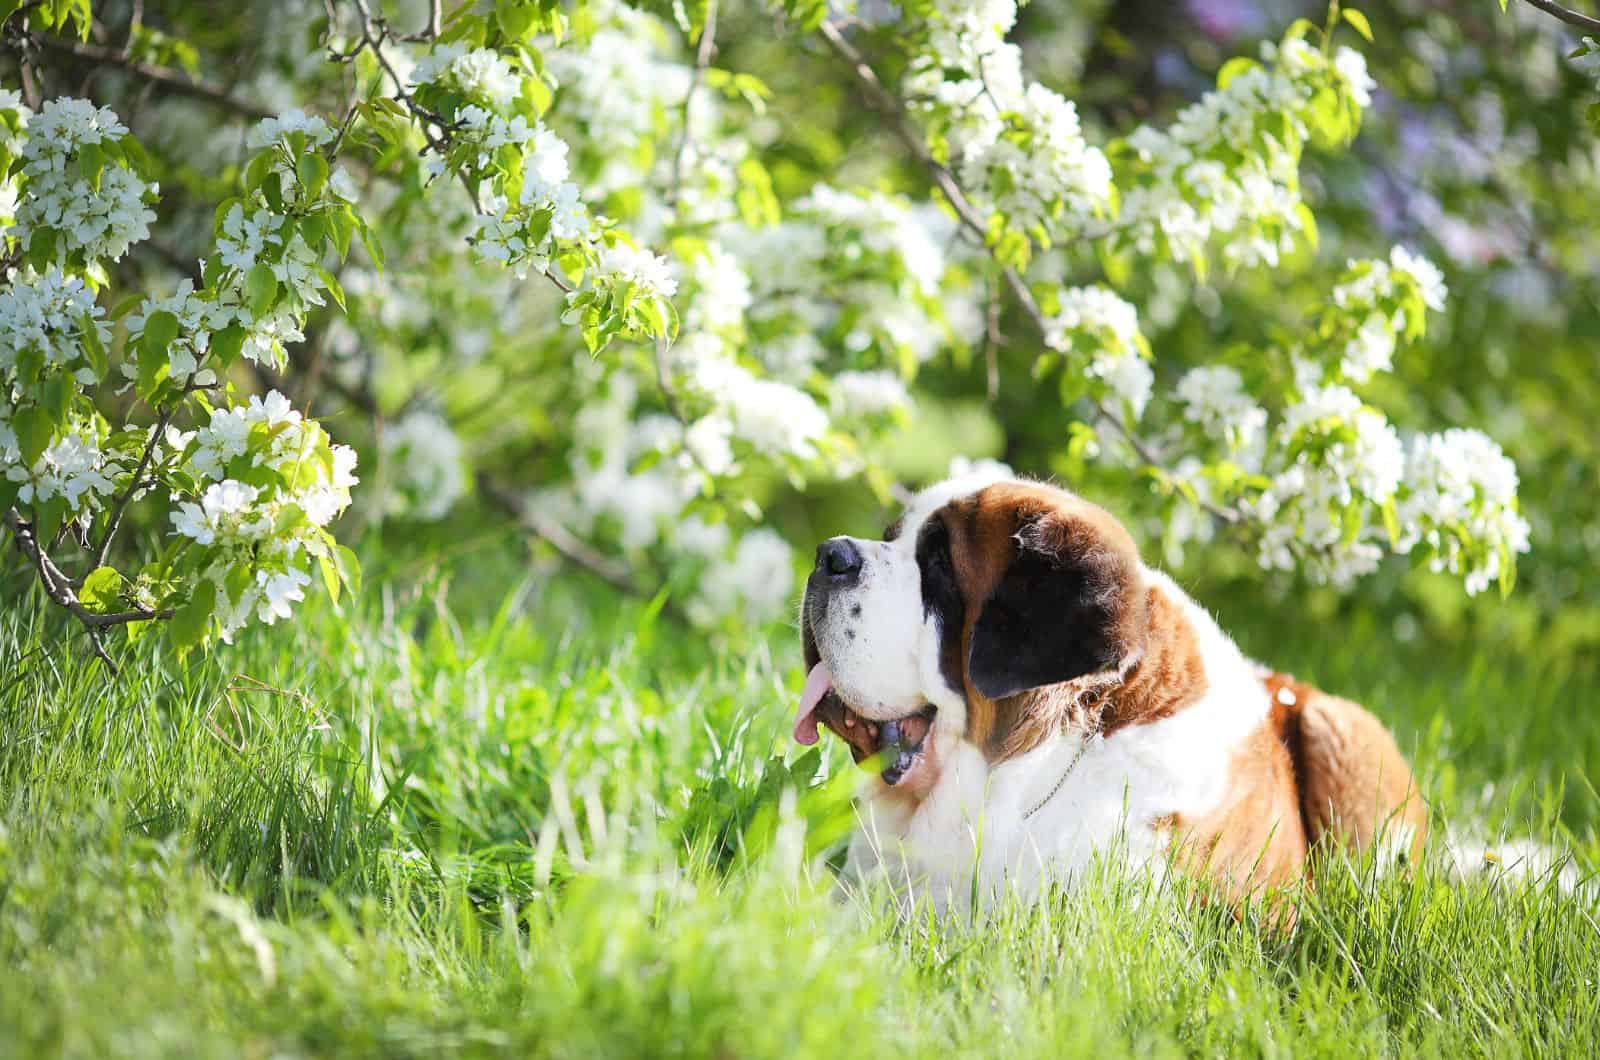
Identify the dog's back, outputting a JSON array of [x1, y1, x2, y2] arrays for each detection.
[[1265, 672, 1429, 863]]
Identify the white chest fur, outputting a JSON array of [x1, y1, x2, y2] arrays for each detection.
[[844, 570, 1271, 914]]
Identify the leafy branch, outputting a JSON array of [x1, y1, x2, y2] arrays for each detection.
[[813, 20, 1241, 524]]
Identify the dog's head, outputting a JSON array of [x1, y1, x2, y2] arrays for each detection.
[[796, 474, 1153, 798]]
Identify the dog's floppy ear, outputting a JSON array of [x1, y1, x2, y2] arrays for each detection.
[[966, 510, 1136, 701]]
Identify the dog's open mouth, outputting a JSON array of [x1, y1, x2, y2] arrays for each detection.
[[794, 662, 936, 786]]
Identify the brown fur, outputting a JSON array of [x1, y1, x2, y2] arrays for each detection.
[[933, 481, 1209, 760], [1264, 672, 1429, 862], [926, 481, 1427, 901], [1160, 708, 1311, 904]]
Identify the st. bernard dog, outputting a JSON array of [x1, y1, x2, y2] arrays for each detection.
[[796, 473, 1427, 914]]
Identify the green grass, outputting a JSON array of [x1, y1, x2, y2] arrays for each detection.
[[2, 554, 1597, 1059]]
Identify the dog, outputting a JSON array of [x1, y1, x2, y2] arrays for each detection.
[[795, 473, 1427, 914]]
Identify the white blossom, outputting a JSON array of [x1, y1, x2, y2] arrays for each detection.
[[412, 45, 520, 109], [830, 371, 912, 417], [6, 430, 118, 511], [12, 98, 156, 264], [0, 267, 109, 373], [380, 410, 467, 522], [245, 108, 334, 151], [688, 528, 795, 627], [592, 243, 678, 300]]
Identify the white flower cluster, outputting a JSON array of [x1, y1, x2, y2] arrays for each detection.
[[0, 267, 109, 380], [10, 97, 156, 264], [535, 373, 794, 627], [169, 391, 358, 639], [1043, 286, 1154, 419], [684, 352, 830, 461], [1119, 38, 1374, 269], [592, 243, 677, 301], [682, 243, 752, 335], [1167, 253, 1525, 593], [457, 106, 593, 275], [1329, 247, 1448, 382], [543, 13, 691, 198], [829, 371, 912, 417], [1248, 383, 1405, 585], [904, 0, 1112, 247], [728, 186, 973, 369], [686, 528, 796, 628], [6, 428, 119, 511], [378, 409, 467, 522], [1396, 429, 1530, 595], [1175, 365, 1267, 458], [411, 44, 521, 109], [245, 108, 334, 152], [799, 186, 949, 300]]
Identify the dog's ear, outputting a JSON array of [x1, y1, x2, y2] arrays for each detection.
[[966, 510, 1137, 701]]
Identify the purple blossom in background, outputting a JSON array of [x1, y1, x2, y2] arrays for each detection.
[[1185, 0, 1266, 42]]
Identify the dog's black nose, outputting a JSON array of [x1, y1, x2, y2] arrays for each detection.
[[814, 537, 863, 585]]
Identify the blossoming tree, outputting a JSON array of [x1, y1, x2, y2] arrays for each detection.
[[0, 0, 1567, 668]]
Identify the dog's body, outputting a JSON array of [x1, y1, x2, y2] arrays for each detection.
[[796, 474, 1425, 913]]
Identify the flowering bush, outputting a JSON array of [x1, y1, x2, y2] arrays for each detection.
[[2, 0, 1569, 667]]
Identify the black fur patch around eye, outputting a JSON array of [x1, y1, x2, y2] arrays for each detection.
[[916, 516, 965, 697], [966, 536, 1120, 701]]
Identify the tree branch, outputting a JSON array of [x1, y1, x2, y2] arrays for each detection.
[[23, 34, 275, 119], [338, 0, 575, 295], [815, 20, 1240, 524], [5, 507, 176, 673], [667, 0, 718, 207], [474, 473, 655, 600], [1519, 0, 1600, 35]]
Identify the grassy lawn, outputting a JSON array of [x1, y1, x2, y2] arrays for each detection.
[[2, 549, 1597, 1059]]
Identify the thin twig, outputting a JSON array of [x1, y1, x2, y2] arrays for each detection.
[[399, 0, 443, 42], [667, 0, 719, 207], [339, 0, 575, 295], [815, 20, 1240, 523], [1519, 0, 1600, 34], [93, 408, 175, 568], [23, 34, 275, 119], [983, 272, 1002, 401], [475, 473, 653, 599], [5, 507, 176, 673]]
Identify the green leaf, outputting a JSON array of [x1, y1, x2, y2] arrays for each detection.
[[1217, 57, 1259, 91], [335, 544, 362, 598], [224, 562, 253, 606], [357, 220, 385, 272], [80, 566, 124, 613], [1381, 498, 1401, 548], [328, 206, 356, 261], [15, 405, 53, 467], [244, 151, 276, 193], [212, 324, 246, 369], [77, 140, 105, 191], [245, 263, 278, 318], [78, 313, 107, 379], [296, 151, 329, 199], [318, 551, 341, 604], [1342, 8, 1375, 43], [170, 578, 215, 652], [140, 310, 181, 360], [38, 372, 71, 424], [318, 267, 345, 311]]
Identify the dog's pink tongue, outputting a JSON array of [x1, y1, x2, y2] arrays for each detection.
[[794, 662, 833, 746]]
